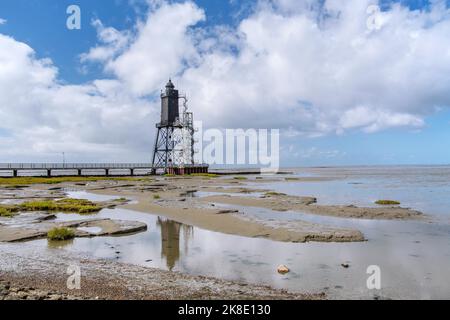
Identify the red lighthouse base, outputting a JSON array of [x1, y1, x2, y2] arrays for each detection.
[[167, 165, 209, 176]]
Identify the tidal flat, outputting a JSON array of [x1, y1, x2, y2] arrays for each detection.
[[1, 166, 449, 299]]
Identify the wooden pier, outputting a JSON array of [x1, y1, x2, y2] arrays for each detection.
[[0, 163, 209, 177]]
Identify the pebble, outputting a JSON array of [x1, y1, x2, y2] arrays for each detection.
[[0, 279, 86, 301], [277, 265, 290, 274]]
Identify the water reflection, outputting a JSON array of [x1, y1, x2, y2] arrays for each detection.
[[25, 205, 450, 299], [47, 238, 74, 249], [23, 166, 450, 299], [157, 217, 193, 270]]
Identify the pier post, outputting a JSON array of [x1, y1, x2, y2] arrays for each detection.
[[47, 169, 51, 177], [105, 169, 109, 176], [13, 170, 17, 177], [130, 168, 134, 176], [78, 169, 82, 176]]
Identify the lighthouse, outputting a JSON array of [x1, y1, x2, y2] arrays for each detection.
[[151, 80, 208, 175]]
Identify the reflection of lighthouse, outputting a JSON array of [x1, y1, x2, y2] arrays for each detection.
[[157, 217, 193, 271]]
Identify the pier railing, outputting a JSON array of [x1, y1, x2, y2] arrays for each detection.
[[0, 163, 209, 177], [0, 163, 209, 170], [0, 163, 153, 170]]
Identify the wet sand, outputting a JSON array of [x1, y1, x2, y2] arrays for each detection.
[[89, 185, 365, 243], [1, 175, 424, 244], [88, 176, 422, 243], [200, 194, 424, 220], [0, 174, 431, 300], [0, 243, 323, 300]]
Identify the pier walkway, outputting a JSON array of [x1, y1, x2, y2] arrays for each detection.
[[0, 163, 208, 177]]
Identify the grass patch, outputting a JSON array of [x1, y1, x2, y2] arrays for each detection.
[[264, 191, 287, 197], [233, 176, 248, 180], [285, 177, 301, 181], [0, 176, 150, 186], [164, 174, 176, 177], [3, 185, 29, 189], [189, 173, 219, 178], [47, 227, 75, 241], [0, 206, 19, 218], [153, 194, 161, 200], [0, 198, 102, 215], [375, 200, 401, 205], [114, 197, 127, 202], [21, 198, 101, 214]]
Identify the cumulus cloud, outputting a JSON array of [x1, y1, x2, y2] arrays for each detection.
[[108, 1, 205, 95], [83, 0, 450, 137], [80, 19, 131, 63], [0, 34, 155, 162], [1, 0, 450, 162], [0, 18, 6, 25], [181, 0, 450, 134], [283, 145, 346, 160]]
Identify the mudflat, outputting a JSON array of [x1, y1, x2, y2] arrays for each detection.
[[0, 243, 323, 300], [1, 175, 424, 244], [0, 174, 429, 300]]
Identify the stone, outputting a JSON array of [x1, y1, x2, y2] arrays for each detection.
[[277, 265, 290, 274], [217, 209, 239, 215]]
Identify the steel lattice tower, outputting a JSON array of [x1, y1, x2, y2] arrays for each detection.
[[151, 80, 197, 174]]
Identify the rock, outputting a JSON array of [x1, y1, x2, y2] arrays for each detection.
[[217, 209, 239, 215], [17, 292, 28, 299], [341, 263, 350, 268], [277, 265, 290, 274]]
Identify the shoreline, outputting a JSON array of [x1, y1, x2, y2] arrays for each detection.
[[91, 188, 366, 243], [0, 243, 324, 300], [1, 175, 425, 244], [0, 174, 433, 300]]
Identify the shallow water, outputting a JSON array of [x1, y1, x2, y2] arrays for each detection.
[[26, 166, 450, 299]]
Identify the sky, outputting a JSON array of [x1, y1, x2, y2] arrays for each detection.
[[0, 0, 450, 167]]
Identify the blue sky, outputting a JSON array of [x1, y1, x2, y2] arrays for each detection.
[[0, 0, 440, 82], [0, 0, 450, 166], [0, 0, 249, 83]]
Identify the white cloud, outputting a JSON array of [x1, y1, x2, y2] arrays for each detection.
[[2, 0, 450, 162], [0, 18, 6, 25], [179, 0, 450, 133], [106, 1, 205, 95], [80, 19, 131, 63], [339, 106, 424, 133], [84, 0, 450, 136], [284, 145, 346, 160], [0, 34, 155, 162]]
